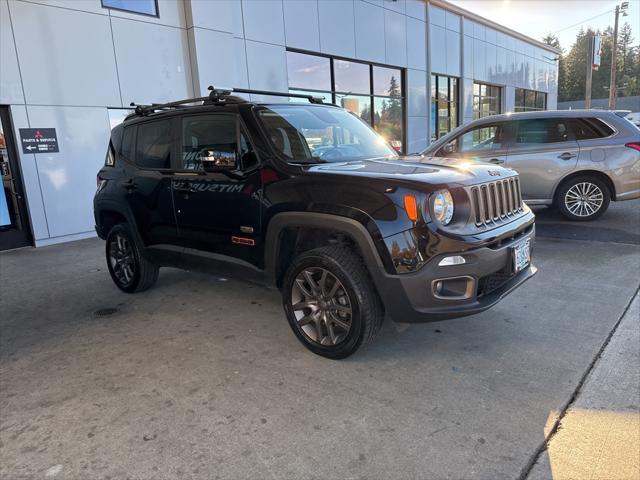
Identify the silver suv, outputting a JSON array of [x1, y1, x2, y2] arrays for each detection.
[[422, 110, 640, 221]]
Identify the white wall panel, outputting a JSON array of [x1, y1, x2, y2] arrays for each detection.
[[461, 77, 474, 121], [445, 29, 460, 77], [354, 0, 385, 63], [430, 24, 446, 74], [25, 105, 110, 239], [25, 0, 105, 15], [473, 22, 485, 41], [234, 38, 250, 89], [406, 16, 426, 71], [189, 28, 238, 94], [10, 1, 120, 107], [242, 0, 285, 45], [318, 0, 356, 58], [486, 43, 497, 82], [405, 0, 425, 21], [232, 0, 244, 38], [485, 27, 497, 46], [284, 0, 320, 51], [384, 0, 405, 14], [112, 18, 192, 105], [445, 11, 460, 32], [109, 0, 186, 28], [428, 4, 445, 27], [407, 116, 428, 153], [384, 9, 407, 66], [0, 0, 24, 105], [9, 105, 48, 240], [407, 69, 427, 117], [185, 0, 234, 32], [473, 39, 486, 81], [462, 35, 473, 79], [245, 41, 288, 91]]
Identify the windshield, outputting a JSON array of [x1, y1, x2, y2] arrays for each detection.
[[257, 104, 398, 163]]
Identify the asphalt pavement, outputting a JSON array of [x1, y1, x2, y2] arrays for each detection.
[[1, 200, 639, 480]]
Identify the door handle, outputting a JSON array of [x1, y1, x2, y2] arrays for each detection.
[[488, 158, 505, 164], [558, 152, 577, 160]]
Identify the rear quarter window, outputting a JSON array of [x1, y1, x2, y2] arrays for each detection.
[[571, 118, 615, 140], [135, 120, 173, 169], [120, 126, 135, 162]]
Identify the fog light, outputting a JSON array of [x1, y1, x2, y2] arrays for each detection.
[[438, 255, 466, 266], [434, 280, 443, 295]]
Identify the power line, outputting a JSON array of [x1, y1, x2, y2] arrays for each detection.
[[550, 8, 613, 35]]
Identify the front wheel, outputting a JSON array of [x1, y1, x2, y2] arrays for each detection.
[[282, 246, 383, 359], [106, 223, 158, 293], [556, 176, 610, 221]]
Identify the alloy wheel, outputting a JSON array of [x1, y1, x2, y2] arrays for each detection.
[[290, 267, 352, 346], [108, 233, 136, 287], [564, 182, 604, 218]]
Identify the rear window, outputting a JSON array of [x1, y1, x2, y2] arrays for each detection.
[[120, 126, 135, 162], [135, 120, 173, 169], [571, 118, 615, 140], [514, 118, 571, 144]]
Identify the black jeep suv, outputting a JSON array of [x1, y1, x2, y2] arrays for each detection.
[[94, 87, 536, 359]]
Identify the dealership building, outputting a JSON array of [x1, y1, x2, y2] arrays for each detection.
[[0, 0, 560, 250]]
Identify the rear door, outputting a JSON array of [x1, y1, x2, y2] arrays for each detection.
[[122, 119, 179, 246], [438, 121, 511, 166], [506, 117, 579, 201], [172, 112, 262, 264]]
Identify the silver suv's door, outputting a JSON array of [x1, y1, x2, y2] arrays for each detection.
[[506, 118, 579, 201], [437, 121, 510, 166]]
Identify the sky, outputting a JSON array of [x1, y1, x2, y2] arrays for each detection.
[[447, 0, 640, 51]]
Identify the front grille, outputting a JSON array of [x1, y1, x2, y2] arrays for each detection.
[[469, 177, 523, 227], [477, 267, 514, 298]]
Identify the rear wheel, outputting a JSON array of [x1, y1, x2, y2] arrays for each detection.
[[282, 246, 383, 359], [106, 223, 158, 293], [556, 176, 610, 221]]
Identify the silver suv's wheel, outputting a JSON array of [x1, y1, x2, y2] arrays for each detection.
[[556, 176, 610, 221], [283, 246, 383, 359]]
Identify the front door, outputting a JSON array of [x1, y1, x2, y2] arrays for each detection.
[[439, 121, 511, 166], [172, 113, 262, 266], [506, 117, 579, 201], [0, 107, 32, 250]]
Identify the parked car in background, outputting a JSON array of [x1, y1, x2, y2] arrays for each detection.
[[422, 110, 640, 221], [625, 111, 640, 128]]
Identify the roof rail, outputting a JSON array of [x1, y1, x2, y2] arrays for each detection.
[[127, 86, 326, 118]]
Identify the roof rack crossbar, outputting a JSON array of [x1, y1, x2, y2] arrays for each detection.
[[222, 87, 325, 104]]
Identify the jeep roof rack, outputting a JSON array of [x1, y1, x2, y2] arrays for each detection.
[[126, 86, 326, 119]]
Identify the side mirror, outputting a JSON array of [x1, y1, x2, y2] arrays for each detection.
[[442, 142, 457, 155], [199, 149, 237, 171]]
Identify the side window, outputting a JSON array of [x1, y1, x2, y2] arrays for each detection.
[[451, 123, 507, 154], [571, 118, 615, 140], [135, 120, 172, 169], [181, 115, 238, 171], [514, 119, 571, 145], [120, 126, 135, 162]]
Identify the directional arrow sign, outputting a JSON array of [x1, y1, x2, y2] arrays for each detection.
[[19, 128, 59, 154]]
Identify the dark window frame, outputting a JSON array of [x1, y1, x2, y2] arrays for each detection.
[[286, 48, 406, 153], [431, 74, 459, 142], [514, 88, 547, 112], [473, 82, 502, 119], [133, 118, 176, 171], [101, 0, 159, 18]]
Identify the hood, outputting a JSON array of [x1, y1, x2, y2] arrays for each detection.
[[303, 155, 517, 187]]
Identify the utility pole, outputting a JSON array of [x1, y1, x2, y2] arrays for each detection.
[[585, 36, 594, 109], [609, 2, 629, 110]]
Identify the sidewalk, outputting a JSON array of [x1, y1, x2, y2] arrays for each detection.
[[528, 292, 640, 480]]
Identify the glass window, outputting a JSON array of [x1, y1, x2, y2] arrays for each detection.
[[515, 119, 571, 144], [180, 115, 241, 171], [514, 88, 547, 112], [288, 89, 331, 104], [334, 60, 370, 95], [373, 66, 402, 96], [571, 118, 615, 140], [453, 123, 508, 153], [337, 94, 372, 125], [431, 75, 459, 141], [286, 51, 331, 92], [373, 96, 403, 152], [257, 105, 397, 163], [473, 82, 501, 119], [136, 120, 172, 169], [101, 0, 157, 16], [121, 126, 135, 161]]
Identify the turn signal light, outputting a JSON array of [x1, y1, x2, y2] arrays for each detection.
[[404, 194, 418, 222]]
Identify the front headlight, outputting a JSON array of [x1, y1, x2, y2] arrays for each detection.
[[432, 189, 454, 225]]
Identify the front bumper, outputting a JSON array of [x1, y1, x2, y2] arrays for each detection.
[[376, 220, 537, 323]]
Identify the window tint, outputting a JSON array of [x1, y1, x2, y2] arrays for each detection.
[[334, 60, 370, 95], [286, 51, 331, 92], [571, 118, 615, 140], [120, 126, 135, 161], [515, 119, 571, 144], [135, 120, 172, 169], [180, 115, 240, 171], [101, 0, 157, 16], [454, 123, 507, 153]]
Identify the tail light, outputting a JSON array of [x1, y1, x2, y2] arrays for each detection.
[[625, 142, 640, 152]]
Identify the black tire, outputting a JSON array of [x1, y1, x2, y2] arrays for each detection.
[[282, 246, 383, 359], [556, 175, 610, 221], [105, 223, 159, 293]]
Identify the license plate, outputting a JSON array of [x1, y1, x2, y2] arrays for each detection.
[[513, 239, 531, 273]]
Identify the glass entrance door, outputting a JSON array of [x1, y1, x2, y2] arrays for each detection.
[[0, 106, 32, 250]]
